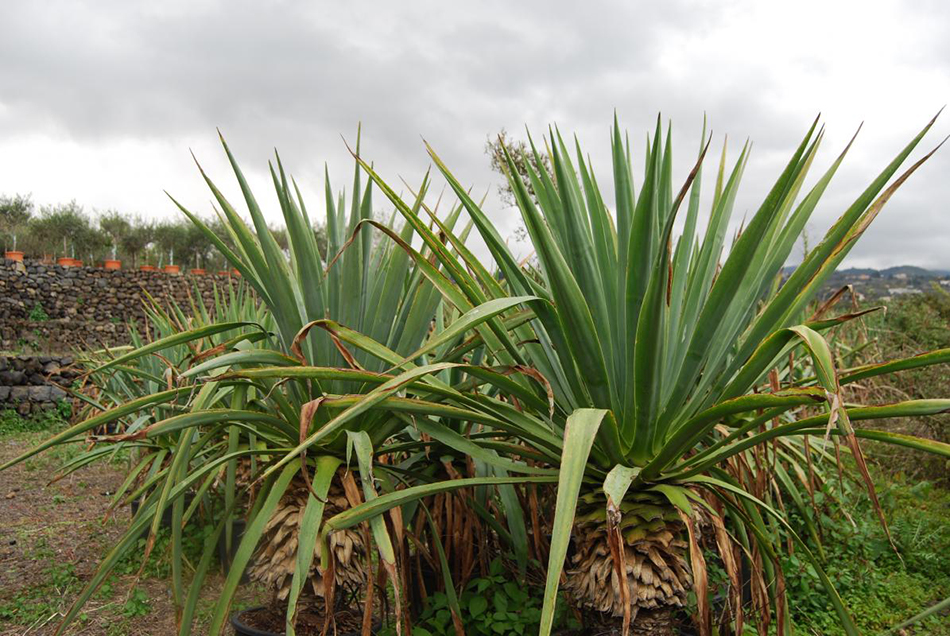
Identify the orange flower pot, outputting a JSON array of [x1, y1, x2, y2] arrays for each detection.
[[164, 264, 181, 275], [189, 268, 206, 276], [140, 265, 157, 272], [4, 250, 24, 262], [216, 270, 229, 276], [230, 268, 241, 277], [58, 257, 79, 267], [104, 259, 121, 270]]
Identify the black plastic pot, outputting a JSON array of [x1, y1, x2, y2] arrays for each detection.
[[230, 607, 280, 636], [230, 606, 378, 636]]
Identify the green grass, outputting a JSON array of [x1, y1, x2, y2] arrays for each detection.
[[28, 302, 49, 322], [1, 406, 135, 475], [783, 470, 950, 634], [0, 406, 70, 436], [0, 524, 216, 631], [0, 537, 84, 628], [0, 416, 269, 635]]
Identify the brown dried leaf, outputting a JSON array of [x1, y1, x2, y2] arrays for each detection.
[[708, 503, 743, 635], [605, 497, 631, 636], [678, 509, 709, 636]]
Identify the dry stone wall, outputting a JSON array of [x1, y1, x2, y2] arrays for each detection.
[[0, 354, 78, 415], [1, 259, 240, 353]]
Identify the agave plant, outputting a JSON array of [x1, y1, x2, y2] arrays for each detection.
[[312, 113, 950, 635], [167, 134, 475, 633], [40, 285, 263, 555], [1, 136, 450, 636], [192, 136, 593, 636], [164, 134, 551, 633]]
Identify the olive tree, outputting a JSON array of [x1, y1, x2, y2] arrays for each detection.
[[0, 193, 33, 252]]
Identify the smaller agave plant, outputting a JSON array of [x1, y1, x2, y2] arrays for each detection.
[[166, 132, 458, 634], [163, 131, 539, 634]]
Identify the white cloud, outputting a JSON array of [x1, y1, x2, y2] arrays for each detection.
[[0, 0, 947, 267]]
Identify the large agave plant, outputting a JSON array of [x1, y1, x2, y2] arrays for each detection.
[[321, 113, 950, 635]]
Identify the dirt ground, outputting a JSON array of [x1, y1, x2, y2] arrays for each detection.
[[0, 430, 266, 636]]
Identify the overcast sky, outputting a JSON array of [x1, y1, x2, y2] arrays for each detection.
[[1, 0, 948, 268]]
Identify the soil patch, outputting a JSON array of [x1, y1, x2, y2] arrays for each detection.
[[0, 430, 266, 635]]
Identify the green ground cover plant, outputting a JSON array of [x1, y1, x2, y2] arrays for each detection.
[[859, 291, 950, 484], [781, 471, 950, 634], [387, 558, 579, 636], [0, 406, 69, 436]]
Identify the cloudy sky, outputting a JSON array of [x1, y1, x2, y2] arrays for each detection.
[[1, 0, 948, 268]]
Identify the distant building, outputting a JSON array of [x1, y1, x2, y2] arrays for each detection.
[[887, 287, 922, 295]]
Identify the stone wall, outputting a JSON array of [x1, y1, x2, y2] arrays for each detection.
[[0, 354, 78, 415], [2, 320, 126, 353], [1, 259, 240, 353]]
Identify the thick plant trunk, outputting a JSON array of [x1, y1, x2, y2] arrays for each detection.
[[564, 495, 695, 636], [248, 473, 366, 602], [564, 515, 690, 620]]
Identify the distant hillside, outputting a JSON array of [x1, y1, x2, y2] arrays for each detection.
[[880, 265, 948, 278], [782, 265, 950, 300]]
